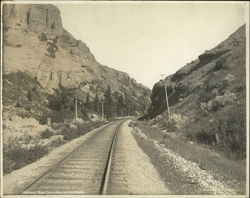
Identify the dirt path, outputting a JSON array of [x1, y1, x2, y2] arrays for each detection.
[[132, 126, 238, 195], [108, 120, 170, 195]]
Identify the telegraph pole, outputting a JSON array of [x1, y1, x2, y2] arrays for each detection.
[[75, 90, 78, 123], [101, 99, 104, 120], [68, 76, 80, 124], [161, 74, 171, 117], [74, 84, 81, 124]]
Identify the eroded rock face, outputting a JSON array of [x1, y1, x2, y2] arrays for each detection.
[[146, 24, 246, 119], [3, 4, 63, 34], [3, 4, 151, 114], [3, 4, 100, 92]]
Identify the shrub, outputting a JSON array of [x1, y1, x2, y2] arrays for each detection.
[[25, 106, 31, 112], [200, 91, 237, 114], [158, 113, 187, 132], [216, 105, 246, 159], [184, 104, 246, 159], [3, 141, 48, 174], [214, 91, 236, 107], [51, 122, 61, 130], [61, 121, 104, 140], [3, 120, 105, 174], [61, 127, 78, 141], [39, 135, 65, 148], [48, 95, 64, 111], [49, 135, 64, 145], [76, 121, 104, 136], [160, 118, 177, 131], [40, 128, 54, 139], [38, 33, 48, 42], [16, 109, 31, 119], [38, 114, 49, 125], [224, 74, 235, 82]]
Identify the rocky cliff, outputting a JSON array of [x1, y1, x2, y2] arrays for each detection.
[[3, 4, 64, 34], [147, 24, 246, 119], [3, 4, 151, 121], [145, 25, 246, 158]]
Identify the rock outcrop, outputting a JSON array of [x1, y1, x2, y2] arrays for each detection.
[[3, 4, 63, 34], [3, 4, 151, 118], [146, 24, 246, 119], [144, 24, 246, 159]]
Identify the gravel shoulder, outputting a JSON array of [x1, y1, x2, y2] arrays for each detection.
[[131, 122, 245, 195], [108, 120, 170, 195], [3, 123, 110, 195]]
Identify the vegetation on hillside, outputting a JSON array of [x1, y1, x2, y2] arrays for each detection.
[[3, 3, 152, 176], [3, 119, 105, 174], [2, 71, 143, 174], [143, 25, 246, 160]]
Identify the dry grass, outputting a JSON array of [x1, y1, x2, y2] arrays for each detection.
[[3, 116, 105, 175], [131, 121, 246, 190]]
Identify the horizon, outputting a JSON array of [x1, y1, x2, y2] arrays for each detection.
[[56, 2, 246, 89]]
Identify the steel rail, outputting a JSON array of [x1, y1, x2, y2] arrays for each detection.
[[99, 120, 124, 195], [17, 120, 125, 195]]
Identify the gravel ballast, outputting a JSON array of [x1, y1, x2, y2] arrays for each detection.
[[109, 120, 170, 194], [132, 126, 237, 195]]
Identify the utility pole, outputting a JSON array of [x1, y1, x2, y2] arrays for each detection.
[[74, 84, 80, 124], [161, 74, 171, 117], [68, 76, 80, 124], [75, 90, 78, 123], [101, 99, 104, 120]]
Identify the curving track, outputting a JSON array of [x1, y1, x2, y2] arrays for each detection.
[[19, 119, 126, 195]]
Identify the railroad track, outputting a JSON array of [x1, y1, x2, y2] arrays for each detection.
[[18, 119, 126, 195]]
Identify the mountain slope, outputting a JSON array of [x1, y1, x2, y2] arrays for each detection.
[[2, 4, 151, 122], [145, 24, 246, 159]]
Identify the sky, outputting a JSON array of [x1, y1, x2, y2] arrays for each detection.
[[56, 2, 247, 89]]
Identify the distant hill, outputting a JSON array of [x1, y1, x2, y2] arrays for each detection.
[[2, 4, 151, 122], [145, 25, 246, 159]]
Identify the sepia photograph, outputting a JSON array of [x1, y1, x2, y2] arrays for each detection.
[[0, 1, 249, 197]]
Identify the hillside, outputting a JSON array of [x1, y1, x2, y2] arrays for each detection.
[[2, 4, 151, 123], [145, 24, 246, 159]]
